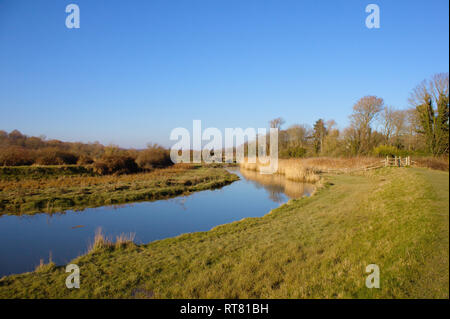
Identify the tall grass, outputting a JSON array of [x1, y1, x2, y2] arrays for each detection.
[[298, 157, 380, 171], [240, 157, 382, 183], [88, 227, 136, 252], [413, 156, 449, 171], [239, 158, 320, 183]]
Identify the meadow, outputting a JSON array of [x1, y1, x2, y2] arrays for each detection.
[[0, 165, 447, 298]]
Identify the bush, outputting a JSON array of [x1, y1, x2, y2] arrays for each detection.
[[373, 145, 402, 157], [35, 149, 78, 165], [0, 146, 35, 166], [77, 154, 94, 165], [281, 147, 308, 158], [135, 144, 172, 170], [93, 155, 139, 175], [413, 157, 449, 171]]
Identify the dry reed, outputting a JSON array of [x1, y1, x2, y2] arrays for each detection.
[[88, 227, 136, 252]]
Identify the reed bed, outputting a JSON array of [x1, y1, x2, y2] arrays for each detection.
[[239, 157, 382, 183], [298, 157, 381, 172], [240, 158, 320, 183]]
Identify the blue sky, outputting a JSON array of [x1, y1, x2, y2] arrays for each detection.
[[0, 0, 448, 148]]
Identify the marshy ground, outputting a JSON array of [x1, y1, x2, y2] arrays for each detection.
[[0, 164, 238, 215], [0, 166, 447, 298]]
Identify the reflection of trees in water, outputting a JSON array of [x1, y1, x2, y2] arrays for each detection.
[[268, 190, 284, 203], [170, 197, 188, 210], [239, 169, 314, 202]]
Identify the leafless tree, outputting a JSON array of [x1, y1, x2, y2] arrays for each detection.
[[350, 96, 384, 154], [380, 106, 396, 144], [269, 117, 285, 129], [286, 124, 311, 148]]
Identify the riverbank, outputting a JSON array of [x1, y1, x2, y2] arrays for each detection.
[[0, 167, 447, 298], [0, 165, 239, 215]]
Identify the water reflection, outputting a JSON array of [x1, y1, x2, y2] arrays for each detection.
[[237, 168, 315, 202]]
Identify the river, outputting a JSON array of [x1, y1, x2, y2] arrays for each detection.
[[0, 168, 313, 277]]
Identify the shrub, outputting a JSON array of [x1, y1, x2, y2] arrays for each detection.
[[35, 149, 78, 165], [413, 156, 449, 171], [373, 145, 401, 157], [92, 154, 139, 175], [0, 146, 35, 166], [135, 144, 172, 170], [77, 154, 94, 165], [281, 147, 308, 158]]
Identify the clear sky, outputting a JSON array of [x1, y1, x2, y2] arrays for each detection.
[[0, 0, 448, 148]]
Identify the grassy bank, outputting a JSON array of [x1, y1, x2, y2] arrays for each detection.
[[0, 165, 239, 215], [0, 167, 447, 298]]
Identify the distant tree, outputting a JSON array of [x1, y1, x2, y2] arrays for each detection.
[[312, 119, 327, 155], [136, 143, 172, 170], [269, 117, 285, 129], [391, 110, 407, 148], [349, 96, 384, 154], [322, 126, 344, 157], [380, 106, 396, 145], [409, 73, 449, 156], [286, 124, 310, 148]]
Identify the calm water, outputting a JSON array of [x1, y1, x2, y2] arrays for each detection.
[[0, 168, 313, 277]]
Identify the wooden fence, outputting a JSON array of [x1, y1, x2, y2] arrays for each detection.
[[318, 156, 414, 174], [383, 156, 413, 167]]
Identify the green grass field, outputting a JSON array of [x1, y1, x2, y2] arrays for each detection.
[[0, 167, 448, 298], [0, 165, 238, 215]]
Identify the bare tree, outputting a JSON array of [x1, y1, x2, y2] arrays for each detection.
[[325, 119, 337, 131], [391, 110, 407, 146], [350, 96, 384, 154], [286, 124, 311, 148], [380, 106, 396, 144], [269, 117, 285, 129]]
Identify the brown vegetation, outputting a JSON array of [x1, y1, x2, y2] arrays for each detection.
[[135, 144, 171, 169], [0, 129, 173, 173], [413, 156, 449, 171]]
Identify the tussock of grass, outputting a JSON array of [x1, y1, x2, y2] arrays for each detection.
[[0, 167, 447, 298], [88, 228, 136, 252]]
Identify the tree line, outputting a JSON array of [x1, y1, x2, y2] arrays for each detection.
[[271, 73, 449, 158], [1, 73, 448, 172], [0, 131, 172, 174]]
